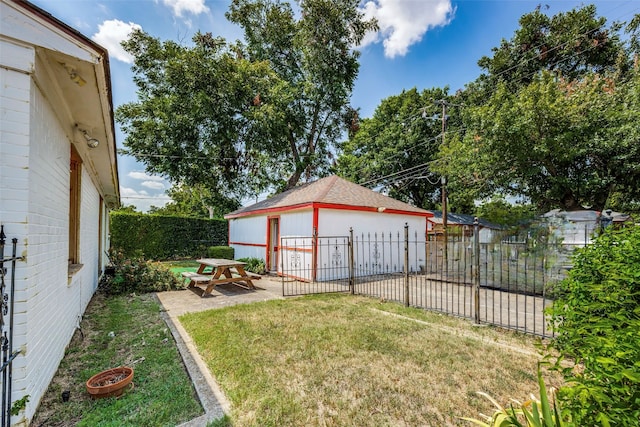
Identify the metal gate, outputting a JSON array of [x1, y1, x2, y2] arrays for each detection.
[[1, 226, 21, 427], [280, 234, 352, 296]]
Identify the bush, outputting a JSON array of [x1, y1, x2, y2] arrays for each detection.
[[237, 257, 266, 274], [110, 212, 227, 260], [207, 246, 234, 259], [100, 249, 183, 295], [546, 226, 640, 426]]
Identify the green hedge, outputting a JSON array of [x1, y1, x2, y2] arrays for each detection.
[[110, 212, 228, 260], [207, 246, 234, 259]]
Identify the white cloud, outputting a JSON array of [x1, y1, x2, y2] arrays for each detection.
[[128, 171, 166, 182], [141, 180, 166, 190], [120, 186, 172, 213], [160, 0, 209, 18], [360, 0, 454, 58], [92, 19, 141, 64]]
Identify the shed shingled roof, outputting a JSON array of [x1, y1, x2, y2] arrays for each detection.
[[225, 175, 431, 218]]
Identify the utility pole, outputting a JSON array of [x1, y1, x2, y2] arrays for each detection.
[[435, 100, 448, 263]]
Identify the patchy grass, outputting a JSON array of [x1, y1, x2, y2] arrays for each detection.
[[180, 293, 559, 426], [32, 293, 202, 427]]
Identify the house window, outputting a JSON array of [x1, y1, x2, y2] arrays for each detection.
[[69, 146, 81, 266]]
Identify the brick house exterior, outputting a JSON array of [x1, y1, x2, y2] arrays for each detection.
[[0, 1, 119, 424]]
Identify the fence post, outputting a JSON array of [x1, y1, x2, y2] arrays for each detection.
[[473, 217, 481, 324], [404, 223, 409, 307], [349, 227, 355, 295]]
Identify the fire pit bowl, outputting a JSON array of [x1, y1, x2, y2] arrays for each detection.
[[86, 366, 134, 399]]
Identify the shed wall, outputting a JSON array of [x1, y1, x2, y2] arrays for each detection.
[[279, 210, 313, 236], [318, 209, 427, 237], [229, 215, 266, 260]]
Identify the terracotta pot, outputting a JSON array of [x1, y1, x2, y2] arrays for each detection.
[[86, 366, 134, 399]]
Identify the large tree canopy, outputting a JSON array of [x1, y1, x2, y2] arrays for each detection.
[[463, 70, 640, 211], [434, 5, 640, 212], [116, 0, 377, 199], [335, 87, 470, 211], [475, 4, 624, 92], [148, 184, 240, 219]]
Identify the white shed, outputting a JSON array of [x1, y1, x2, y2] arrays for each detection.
[[1, 1, 119, 424], [225, 176, 433, 279]]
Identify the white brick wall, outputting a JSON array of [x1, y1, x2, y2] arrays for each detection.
[[0, 71, 104, 425], [1, 58, 32, 427], [2, 5, 116, 425]]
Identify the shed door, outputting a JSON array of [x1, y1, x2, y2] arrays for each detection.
[[268, 217, 279, 272]]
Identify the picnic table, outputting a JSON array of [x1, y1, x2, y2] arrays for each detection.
[[181, 258, 261, 297]]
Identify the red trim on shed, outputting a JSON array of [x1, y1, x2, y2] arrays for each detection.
[[229, 242, 267, 248]]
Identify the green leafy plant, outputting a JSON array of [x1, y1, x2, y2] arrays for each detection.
[[461, 368, 573, 426], [10, 395, 29, 416], [100, 249, 183, 295], [546, 226, 640, 426], [237, 257, 266, 274]]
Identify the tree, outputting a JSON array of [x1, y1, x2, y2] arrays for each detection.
[[437, 5, 640, 212], [116, 0, 377, 199], [458, 69, 640, 212], [335, 87, 474, 211], [476, 4, 623, 92], [148, 184, 240, 219], [113, 204, 139, 213], [475, 197, 536, 227]]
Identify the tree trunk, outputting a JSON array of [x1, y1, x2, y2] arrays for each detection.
[[285, 169, 303, 190]]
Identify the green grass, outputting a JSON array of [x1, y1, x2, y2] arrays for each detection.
[[32, 293, 203, 426], [180, 293, 559, 426], [163, 259, 202, 276]]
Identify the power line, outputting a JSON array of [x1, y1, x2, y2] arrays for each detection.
[[349, 5, 639, 192]]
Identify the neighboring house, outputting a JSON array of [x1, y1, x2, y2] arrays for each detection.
[[541, 209, 632, 246], [427, 211, 504, 243], [225, 175, 433, 279], [1, 1, 119, 425]]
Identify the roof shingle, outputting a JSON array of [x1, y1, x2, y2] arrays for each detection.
[[226, 175, 431, 218]]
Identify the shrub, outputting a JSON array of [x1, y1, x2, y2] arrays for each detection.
[[110, 212, 227, 260], [100, 249, 183, 295], [546, 226, 640, 426], [207, 246, 234, 259], [237, 257, 266, 274]]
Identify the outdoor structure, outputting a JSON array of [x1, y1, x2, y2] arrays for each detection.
[[427, 211, 504, 243], [225, 175, 433, 280], [541, 209, 632, 246], [0, 1, 119, 425]]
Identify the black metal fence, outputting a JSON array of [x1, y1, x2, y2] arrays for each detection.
[[280, 222, 572, 337], [1, 226, 21, 427]]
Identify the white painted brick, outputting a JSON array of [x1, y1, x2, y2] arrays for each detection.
[[0, 62, 32, 90], [0, 38, 35, 73], [0, 122, 30, 139]]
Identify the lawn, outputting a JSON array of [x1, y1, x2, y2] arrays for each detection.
[[180, 293, 558, 426], [163, 259, 202, 276], [31, 292, 203, 427]]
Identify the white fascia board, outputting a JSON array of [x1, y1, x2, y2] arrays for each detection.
[[1, 1, 99, 64]]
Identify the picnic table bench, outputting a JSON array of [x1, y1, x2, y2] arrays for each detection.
[[181, 259, 261, 297]]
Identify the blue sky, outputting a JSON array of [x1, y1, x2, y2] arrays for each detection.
[[29, 0, 640, 211]]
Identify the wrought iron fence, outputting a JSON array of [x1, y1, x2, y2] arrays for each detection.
[[1, 226, 21, 427], [280, 221, 572, 337]]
